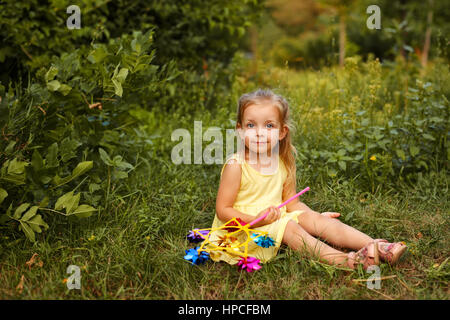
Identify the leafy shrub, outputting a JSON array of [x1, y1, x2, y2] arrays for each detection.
[[0, 29, 180, 241], [0, 0, 265, 242]]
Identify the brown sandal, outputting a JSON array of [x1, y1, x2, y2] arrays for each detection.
[[347, 240, 382, 270], [375, 240, 408, 264]]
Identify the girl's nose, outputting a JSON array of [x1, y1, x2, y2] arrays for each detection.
[[256, 126, 267, 136]]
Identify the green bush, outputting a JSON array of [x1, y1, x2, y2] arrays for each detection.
[[0, 0, 261, 91], [0, 30, 179, 241], [0, 1, 265, 242]]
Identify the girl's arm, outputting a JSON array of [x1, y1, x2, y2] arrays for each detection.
[[215, 159, 257, 224], [287, 200, 318, 214]]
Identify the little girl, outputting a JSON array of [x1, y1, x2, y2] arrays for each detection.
[[210, 88, 407, 270]]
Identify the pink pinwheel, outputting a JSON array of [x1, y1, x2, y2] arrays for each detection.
[[237, 256, 262, 272]]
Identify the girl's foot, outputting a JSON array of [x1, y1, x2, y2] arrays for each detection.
[[346, 241, 381, 270], [347, 240, 408, 270], [374, 239, 407, 264]]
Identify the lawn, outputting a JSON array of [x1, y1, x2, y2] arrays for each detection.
[[0, 57, 448, 300]]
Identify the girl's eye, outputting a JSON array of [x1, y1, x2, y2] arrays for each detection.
[[247, 123, 254, 128], [266, 123, 274, 128]]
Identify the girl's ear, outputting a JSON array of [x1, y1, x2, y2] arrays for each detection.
[[279, 124, 288, 141]]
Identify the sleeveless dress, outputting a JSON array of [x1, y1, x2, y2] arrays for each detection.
[[209, 152, 305, 265]]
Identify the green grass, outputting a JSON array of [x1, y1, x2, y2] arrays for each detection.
[[0, 56, 448, 300], [0, 160, 448, 299]]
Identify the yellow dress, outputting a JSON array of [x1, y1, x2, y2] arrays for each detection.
[[209, 152, 305, 264]]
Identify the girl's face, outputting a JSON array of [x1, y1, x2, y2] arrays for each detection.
[[237, 101, 288, 156]]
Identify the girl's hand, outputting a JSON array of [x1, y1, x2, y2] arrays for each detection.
[[321, 212, 340, 218], [252, 206, 281, 228]]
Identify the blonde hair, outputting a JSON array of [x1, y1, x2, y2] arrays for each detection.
[[236, 89, 298, 202]]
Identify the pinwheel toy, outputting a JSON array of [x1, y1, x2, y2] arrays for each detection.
[[184, 187, 310, 272]]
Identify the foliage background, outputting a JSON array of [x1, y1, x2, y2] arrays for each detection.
[[0, 0, 448, 299]]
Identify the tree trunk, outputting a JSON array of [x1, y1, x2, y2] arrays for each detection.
[[399, 0, 408, 59], [339, 13, 346, 67], [421, 0, 433, 68]]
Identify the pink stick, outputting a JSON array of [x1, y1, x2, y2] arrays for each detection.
[[248, 187, 310, 226]]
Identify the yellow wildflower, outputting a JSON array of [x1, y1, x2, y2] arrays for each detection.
[[370, 155, 376, 161]]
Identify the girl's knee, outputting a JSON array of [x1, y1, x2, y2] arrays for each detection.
[[282, 220, 309, 246], [298, 210, 338, 236]]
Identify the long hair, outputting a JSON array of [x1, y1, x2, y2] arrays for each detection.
[[236, 89, 298, 202]]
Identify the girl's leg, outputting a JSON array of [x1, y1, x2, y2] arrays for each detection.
[[282, 220, 351, 268], [297, 211, 373, 251]]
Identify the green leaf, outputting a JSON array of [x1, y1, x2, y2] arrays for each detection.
[[46, 143, 59, 168], [87, 46, 108, 64], [71, 161, 93, 179], [396, 149, 406, 160], [28, 215, 49, 232], [0, 160, 8, 176], [19, 221, 35, 242], [112, 79, 123, 97], [39, 196, 50, 208], [60, 137, 81, 162], [409, 146, 420, 157], [28, 221, 42, 233], [110, 65, 128, 97], [338, 161, 347, 171], [54, 191, 81, 214], [89, 183, 101, 193], [21, 206, 39, 222], [58, 84, 72, 96], [52, 161, 93, 188], [116, 68, 129, 84], [0, 188, 7, 205], [13, 203, 30, 219], [47, 80, 61, 91], [131, 38, 141, 53], [45, 66, 58, 82], [31, 149, 44, 171], [55, 191, 74, 211], [5, 140, 16, 153], [8, 158, 28, 175], [40, 175, 52, 184], [113, 170, 128, 180], [327, 168, 337, 177], [72, 204, 97, 218], [66, 192, 80, 214], [423, 133, 435, 141], [418, 160, 428, 170], [99, 148, 113, 166]]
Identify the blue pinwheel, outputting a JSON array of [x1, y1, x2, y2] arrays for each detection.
[[184, 247, 210, 265], [251, 233, 276, 248]]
